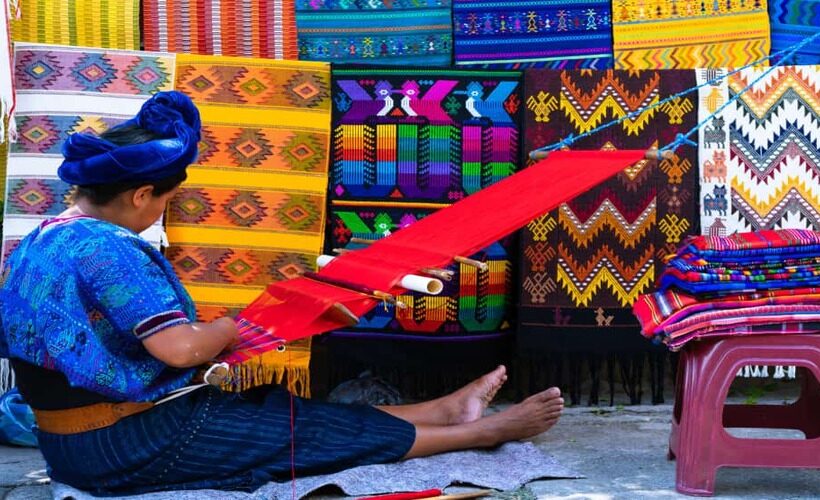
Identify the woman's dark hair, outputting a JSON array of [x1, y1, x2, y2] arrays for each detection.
[[73, 123, 188, 206]]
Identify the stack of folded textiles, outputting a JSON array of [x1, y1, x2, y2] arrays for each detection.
[[633, 229, 820, 350]]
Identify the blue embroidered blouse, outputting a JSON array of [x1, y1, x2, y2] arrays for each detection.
[[0, 216, 198, 401]]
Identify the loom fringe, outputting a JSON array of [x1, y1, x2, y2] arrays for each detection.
[[224, 352, 311, 398]]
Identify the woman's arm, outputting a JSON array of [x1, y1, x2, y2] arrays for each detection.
[[142, 317, 239, 368]]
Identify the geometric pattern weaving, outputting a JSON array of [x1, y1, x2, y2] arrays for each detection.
[[167, 55, 331, 395], [295, 0, 452, 66], [519, 69, 699, 343], [168, 54, 332, 321], [327, 67, 523, 335], [452, 0, 613, 69], [11, 0, 140, 49], [612, 0, 770, 69], [699, 65, 820, 235], [142, 0, 298, 60], [2, 43, 174, 262]]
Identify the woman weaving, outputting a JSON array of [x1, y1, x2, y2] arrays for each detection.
[[0, 92, 564, 495]]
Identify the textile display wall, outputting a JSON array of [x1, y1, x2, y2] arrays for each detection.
[[166, 54, 332, 394], [769, 0, 820, 64], [142, 0, 298, 60], [325, 67, 522, 335], [10, 0, 141, 49], [295, 0, 452, 66], [518, 69, 699, 403], [2, 43, 173, 261], [698, 65, 820, 235], [612, 0, 771, 69], [452, 0, 613, 69]]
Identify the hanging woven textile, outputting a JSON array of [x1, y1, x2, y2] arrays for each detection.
[[10, 0, 140, 49], [142, 0, 298, 60], [295, 0, 452, 66], [769, 0, 820, 64], [452, 0, 613, 69], [166, 54, 332, 395], [612, 0, 770, 69], [324, 67, 522, 336], [698, 65, 820, 236], [518, 69, 700, 404], [2, 43, 173, 262]]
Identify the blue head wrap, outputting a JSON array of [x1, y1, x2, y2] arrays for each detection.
[[58, 91, 201, 185]]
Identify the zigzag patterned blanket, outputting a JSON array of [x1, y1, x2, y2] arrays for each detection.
[[612, 0, 770, 69], [2, 44, 173, 261], [518, 69, 699, 345], [698, 66, 820, 236]]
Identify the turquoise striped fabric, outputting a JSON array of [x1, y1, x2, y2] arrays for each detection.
[[295, 0, 452, 66]]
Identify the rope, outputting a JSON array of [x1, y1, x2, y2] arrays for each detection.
[[529, 31, 820, 160]]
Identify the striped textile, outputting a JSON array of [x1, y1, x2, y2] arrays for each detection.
[[10, 0, 140, 49], [142, 0, 298, 59], [633, 286, 820, 338], [666, 321, 820, 349], [452, 0, 613, 69], [37, 386, 415, 495], [167, 54, 331, 394], [612, 0, 770, 69], [326, 67, 522, 335], [769, 0, 820, 64], [3, 43, 174, 262], [295, 0, 452, 66]]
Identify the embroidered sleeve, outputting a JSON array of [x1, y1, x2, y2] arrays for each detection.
[[73, 223, 194, 341]]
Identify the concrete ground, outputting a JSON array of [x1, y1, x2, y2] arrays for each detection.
[[1, 404, 819, 500]]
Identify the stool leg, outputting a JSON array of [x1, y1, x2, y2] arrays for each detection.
[[675, 343, 723, 496], [795, 367, 820, 439]]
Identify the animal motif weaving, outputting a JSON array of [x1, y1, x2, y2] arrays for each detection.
[[326, 68, 522, 335], [167, 54, 331, 394], [698, 65, 820, 235], [142, 0, 298, 60], [452, 0, 613, 69], [769, 0, 820, 65], [10, 0, 140, 49], [612, 0, 770, 69], [518, 69, 699, 349], [2, 43, 174, 262], [295, 0, 452, 66]]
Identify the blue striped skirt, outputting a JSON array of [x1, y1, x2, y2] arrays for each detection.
[[36, 386, 416, 495]]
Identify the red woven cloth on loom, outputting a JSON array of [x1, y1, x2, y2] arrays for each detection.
[[223, 149, 646, 363]]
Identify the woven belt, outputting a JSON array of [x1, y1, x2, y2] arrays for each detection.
[[33, 402, 154, 435]]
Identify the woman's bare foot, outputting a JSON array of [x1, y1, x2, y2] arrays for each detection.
[[477, 387, 564, 446], [444, 365, 508, 425]]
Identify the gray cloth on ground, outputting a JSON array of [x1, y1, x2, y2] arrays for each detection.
[[51, 442, 580, 499]]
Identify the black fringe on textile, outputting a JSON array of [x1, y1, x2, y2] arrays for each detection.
[[516, 329, 674, 406], [311, 333, 516, 401], [310, 331, 676, 406]]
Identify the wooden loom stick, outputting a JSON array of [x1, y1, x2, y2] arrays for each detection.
[[333, 248, 453, 281], [301, 271, 408, 309], [349, 237, 487, 272], [417, 489, 494, 500]]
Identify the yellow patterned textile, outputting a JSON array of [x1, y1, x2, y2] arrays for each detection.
[[167, 54, 332, 395], [612, 0, 770, 69], [11, 0, 140, 49]]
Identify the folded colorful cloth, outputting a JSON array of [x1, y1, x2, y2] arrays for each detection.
[[666, 321, 820, 350], [662, 304, 820, 338], [633, 287, 820, 338], [658, 230, 820, 294]]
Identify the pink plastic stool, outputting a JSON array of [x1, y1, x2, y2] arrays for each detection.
[[668, 334, 820, 496]]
